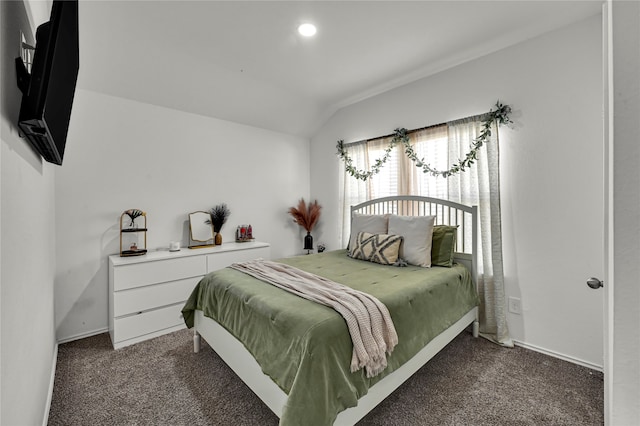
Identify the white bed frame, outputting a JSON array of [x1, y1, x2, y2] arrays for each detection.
[[193, 195, 479, 425]]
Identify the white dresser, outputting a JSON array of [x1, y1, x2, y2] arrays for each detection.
[[108, 241, 270, 349]]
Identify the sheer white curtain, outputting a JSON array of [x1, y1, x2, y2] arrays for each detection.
[[405, 125, 449, 198], [340, 135, 399, 246], [341, 141, 368, 247], [447, 118, 512, 346], [340, 117, 512, 347]]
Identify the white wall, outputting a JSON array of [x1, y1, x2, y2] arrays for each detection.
[[54, 89, 310, 342], [1, 1, 58, 424], [311, 16, 604, 367]]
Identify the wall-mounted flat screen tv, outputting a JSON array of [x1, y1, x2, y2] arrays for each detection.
[[16, 0, 79, 166]]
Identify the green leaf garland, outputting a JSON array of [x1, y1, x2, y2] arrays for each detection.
[[337, 101, 512, 180]]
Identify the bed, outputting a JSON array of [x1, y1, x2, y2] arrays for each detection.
[[182, 195, 479, 425]]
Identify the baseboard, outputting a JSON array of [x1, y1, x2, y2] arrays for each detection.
[[57, 327, 108, 345], [43, 342, 58, 426], [513, 339, 603, 372]]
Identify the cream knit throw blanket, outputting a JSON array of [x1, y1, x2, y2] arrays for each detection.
[[229, 259, 398, 378]]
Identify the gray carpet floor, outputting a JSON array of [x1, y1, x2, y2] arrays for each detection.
[[48, 329, 603, 425]]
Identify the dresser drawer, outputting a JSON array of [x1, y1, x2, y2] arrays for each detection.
[[113, 276, 201, 317], [113, 303, 185, 343], [113, 256, 207, 291], [207, 246, 270, 272]]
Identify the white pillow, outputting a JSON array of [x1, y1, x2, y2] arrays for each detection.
[[348, 213, 388, 253], [388, 214, 436, 267]]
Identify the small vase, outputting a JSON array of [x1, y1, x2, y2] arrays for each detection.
[[215, 232, 222, 245], [304, 231, 313, 252]]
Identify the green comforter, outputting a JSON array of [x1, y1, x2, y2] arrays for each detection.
[[182, 249, 479, 425]]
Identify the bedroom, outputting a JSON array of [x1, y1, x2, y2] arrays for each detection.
[[1, 0, 638, 425]]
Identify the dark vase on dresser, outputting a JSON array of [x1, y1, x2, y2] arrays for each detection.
[[304, 232, 313, 253]]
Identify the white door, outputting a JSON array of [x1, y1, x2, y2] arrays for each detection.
[[601, 2, 613, 423], [601, 4, 640, 423]]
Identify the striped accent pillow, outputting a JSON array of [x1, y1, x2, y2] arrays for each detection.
[[350, 232, 403, 265]]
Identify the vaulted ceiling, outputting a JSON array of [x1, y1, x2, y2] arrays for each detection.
[[76, 1, 602, 137]]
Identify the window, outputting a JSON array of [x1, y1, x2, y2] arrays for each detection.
[[342, 124, 450, 211], [341, 124, 455, 246]]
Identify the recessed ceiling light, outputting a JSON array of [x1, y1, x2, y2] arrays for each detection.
[[298, 23, 317, 37]]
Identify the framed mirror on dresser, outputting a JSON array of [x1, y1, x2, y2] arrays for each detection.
[[188, 211, 214, 248]]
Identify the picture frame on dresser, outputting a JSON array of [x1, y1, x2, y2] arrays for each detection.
[[108, 241, 270, 349]]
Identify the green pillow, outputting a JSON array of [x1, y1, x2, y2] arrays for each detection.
[[431, 225, 458, 267]]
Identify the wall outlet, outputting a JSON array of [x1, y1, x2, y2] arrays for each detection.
[[508, 297, 522, 315]]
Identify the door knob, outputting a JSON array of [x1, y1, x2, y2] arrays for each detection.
[[587, 277, 603, 289]]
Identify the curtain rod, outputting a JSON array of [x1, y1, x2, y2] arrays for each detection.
[[345, 110, 492, 146]]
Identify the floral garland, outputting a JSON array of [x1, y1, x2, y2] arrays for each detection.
[[336, 128, 409, 181], [336, 101, 512, 180]]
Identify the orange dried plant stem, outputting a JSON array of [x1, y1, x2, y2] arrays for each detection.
[[288, 198, 322, 232]]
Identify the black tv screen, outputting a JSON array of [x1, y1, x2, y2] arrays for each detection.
[[16, 0, 79, 166]]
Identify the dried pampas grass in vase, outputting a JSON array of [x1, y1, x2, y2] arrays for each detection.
[[288, 198, 321, 253], [206, 203, 231, 245]]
